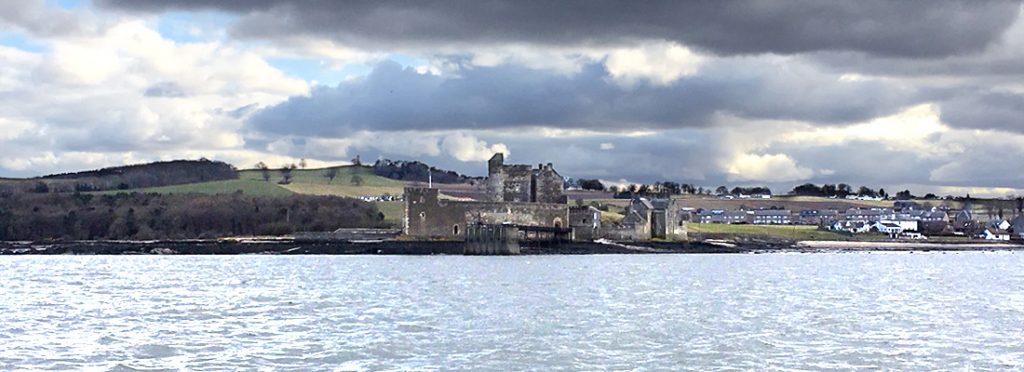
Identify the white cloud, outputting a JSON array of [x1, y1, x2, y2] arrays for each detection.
[[599, 142, 615, 150], [604, 41, 705, 85], [726, 153, 813, 183], [0, 19, 309, 175], [441, 132, 509, 162]]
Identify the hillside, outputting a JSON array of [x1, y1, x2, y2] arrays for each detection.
[[0, 159, 238, 194]]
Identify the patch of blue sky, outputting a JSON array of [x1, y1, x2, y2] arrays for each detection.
[[268, 57, 374, 86], [156, 11, 236, 43], [388, 54, 430, 69], [0, 32, 46, 53], [50, 0, 87, 9]]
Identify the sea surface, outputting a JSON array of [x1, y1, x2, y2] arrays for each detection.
[[2, 252, 1024, 371]]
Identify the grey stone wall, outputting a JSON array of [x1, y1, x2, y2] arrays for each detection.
[[569, 206, 601, 241], [405, 187, 569, 239], [533, 164, 566, 204]]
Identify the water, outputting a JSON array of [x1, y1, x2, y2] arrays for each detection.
[[2, 252, 1024, 370]]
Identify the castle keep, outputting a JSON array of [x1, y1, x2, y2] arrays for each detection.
[[404, 153, 569, 240], [485, 153, 566, 204]]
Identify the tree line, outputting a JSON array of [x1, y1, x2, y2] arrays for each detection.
[[0, 159, 237, 195], [0, 192, 386, 241]]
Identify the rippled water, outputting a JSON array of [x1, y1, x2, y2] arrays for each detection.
[[2, 252, 1024, 370]]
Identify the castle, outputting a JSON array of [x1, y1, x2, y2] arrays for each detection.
[[404, 153, 569, 239]]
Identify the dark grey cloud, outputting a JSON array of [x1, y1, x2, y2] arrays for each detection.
[[939, 91, 1024, 132], [247, 60, 915, 136], [96, 0, 1022, 58]]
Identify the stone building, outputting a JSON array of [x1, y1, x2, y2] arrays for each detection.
[[569, 206, 602, 241], [404, 153, 569, 239], [486, 153, 567, 204], [604, 197, 686, 241]]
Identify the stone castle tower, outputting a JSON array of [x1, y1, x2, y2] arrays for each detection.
[[485, 153, 566, 204]]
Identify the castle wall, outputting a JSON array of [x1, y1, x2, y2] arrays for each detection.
[[405, 187, 569, 239], [569, 206, 601, 241], [533, 165, 567, 204]]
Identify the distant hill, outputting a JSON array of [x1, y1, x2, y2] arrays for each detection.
[[0, 159, 238, 194], [371, 159, 480, 184]]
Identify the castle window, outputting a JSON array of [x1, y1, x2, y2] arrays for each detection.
[[453, 224, 460, 235]]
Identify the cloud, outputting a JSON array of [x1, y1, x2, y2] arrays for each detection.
[[247, 58, 916, 136], [0, 0, 99, 37], [0, 20, 308, 175], [143, 81, 188, 97], [97, 0, 1021, 58], [726, 153, 814, 183], [440, 132, 509, 162]]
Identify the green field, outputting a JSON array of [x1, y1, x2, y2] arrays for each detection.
[[96, 166, 411, 227], [100, 179, 293, 197], [239, 166, 404, 187], [686, 223, 887, 241], [375, 201, 405, 226]]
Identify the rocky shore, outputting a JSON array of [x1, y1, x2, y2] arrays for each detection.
[[1, 238, 1021, 255], [0, 239, 749, 255]]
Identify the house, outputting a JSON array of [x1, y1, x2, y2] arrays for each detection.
[[907, 210, 948, 223], [880, 219, 919, 232], [981, 228, 1011, 241], [893, 200, 920, 211], [992, 219, 1011, 231], [751, 209, 791, 225], [844, 208, 894, 223], [873, 221, 904, 235], [799, 209, 839, 225], [954, 206, 974, 230], [697, 209, 749, 224], [829, 221, 871, 234], [607, 197, 685, 240], [1010, 215, 1024, 239]]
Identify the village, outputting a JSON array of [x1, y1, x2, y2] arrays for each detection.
[[400, 154, 1024, 254]]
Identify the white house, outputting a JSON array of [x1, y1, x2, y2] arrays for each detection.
[[881, 219, 919, 232], [873, 222, 904, 235], [982, 228, 1011, 241], [830, 221, 871, 233], [900, 232, 926, 240]]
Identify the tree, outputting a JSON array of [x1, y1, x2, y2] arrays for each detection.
[[879, 188, 888, 199], [857, 186, 877, 197], [350, 174, 364, 186], [256, 162, 271, 182], [715, 186, 728, 195], [323, 167, 339, 184], [280, 164, 297, 184], [578, 179, 605, 191], [791, 183, 823, 196], [299, 159, 308, 169], [821, 184, 837, 197], [837, 183, 852, 198], [896, 189, 913, 200]]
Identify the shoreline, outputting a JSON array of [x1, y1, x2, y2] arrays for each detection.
[[1, 238, 1023, 255]]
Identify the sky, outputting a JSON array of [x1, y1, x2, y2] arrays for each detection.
[[1, 1, 1023, 196]]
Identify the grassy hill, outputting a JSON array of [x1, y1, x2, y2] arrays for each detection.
[[240, 166, 407, 198], [95, 166, 415, 226], [100, 179, 293, 197]]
